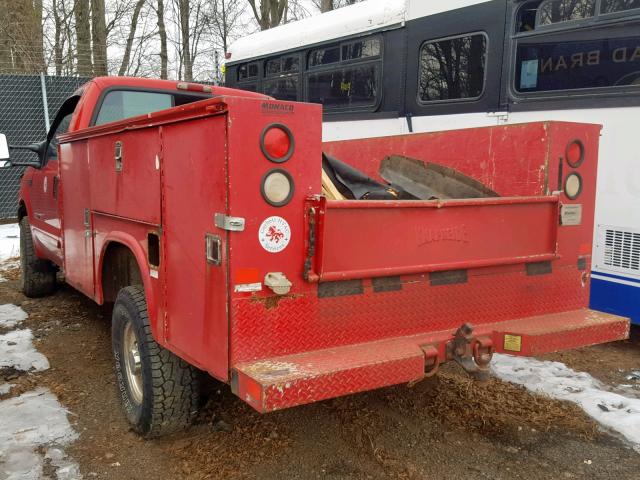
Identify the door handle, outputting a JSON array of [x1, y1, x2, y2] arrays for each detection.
[[115, 141, 123, 172]]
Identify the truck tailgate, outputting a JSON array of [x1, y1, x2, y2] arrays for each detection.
[[305, 196, 559, 282]]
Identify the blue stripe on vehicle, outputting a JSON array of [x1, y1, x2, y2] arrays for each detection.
[[590, 276, 640, 326], [591, 270, 640, 285]]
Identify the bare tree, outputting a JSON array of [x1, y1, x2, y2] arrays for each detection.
[[91, 0, 107, 75], [0, 0, 45, 73], [248, 0, 288, 30], [118, 0, 146, 76], [178, 0, 192, 80], [74, 0, 92, 75], [209, 0, 245, 54], [312, 0, 361, 12], [156, 0, 168, 78]]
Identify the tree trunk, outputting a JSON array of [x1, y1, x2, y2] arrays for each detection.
[[0, 0, 11, 73], [118, 0, 146, 76], [91, 0, 108, 75], [74, 0, 92, 75], [33, 0, 45, 71], [53, 0, 63, 75], [248, 0, 288, 30], [179, 0, 192, 81], [320, 0, 333, 12], [157, 0, 168, 79]]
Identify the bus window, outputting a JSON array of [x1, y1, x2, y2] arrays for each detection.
[[307, 64, 379, 109], [238, 62, 259, 81], [418, 33, 487, 103], [537, 0, 596, 26], [309, 45, 341, 67], [601, 0, 640, 13], [516, 35, 640, 92], [341, 38, 381, 61], [265, 55, 299, 75], [517, 1, 544, 31], [264, 78, 299, 101]]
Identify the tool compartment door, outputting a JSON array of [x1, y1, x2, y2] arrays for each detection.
[[59, 141, 95, 297], [161, 115, 230, 379]]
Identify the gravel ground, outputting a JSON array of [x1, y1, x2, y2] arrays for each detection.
[[1, 266, 640, 480]]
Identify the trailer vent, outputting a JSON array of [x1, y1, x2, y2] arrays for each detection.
[[603, 229, 640, 272]]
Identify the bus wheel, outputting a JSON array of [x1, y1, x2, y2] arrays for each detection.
[[19, 217, 56, 298], [111, 286, 200, 437]]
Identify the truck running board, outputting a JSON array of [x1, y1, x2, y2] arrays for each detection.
[[231, 308, 628, 413]]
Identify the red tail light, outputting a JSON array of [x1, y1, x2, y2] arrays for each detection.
[[261, 124, 294, 163], [565, 140, 584, 168]]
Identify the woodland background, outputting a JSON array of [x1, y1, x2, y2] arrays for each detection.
[[0, 0, 365, 82]]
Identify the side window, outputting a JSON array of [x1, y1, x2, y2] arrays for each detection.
[[309, 46, 341, 67], [263, 54, 300, 101], [418, 33, 487, 103], [537, 0, 596, 26], [307, 64, 379, 109], [263, 78, 299, 101], [601, 0, 640, 13], [515, 35, 640, 93], [95, 91, 173, 126], [238, 62, 259, 81], [306, 36, 382, 111], [341, 38, 381, 61]]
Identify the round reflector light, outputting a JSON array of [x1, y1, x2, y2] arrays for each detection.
[[261, 169, 294, 207], [564, 173, 582, 200], [565, 140, 584, 168], [261, 124, 294, 163]]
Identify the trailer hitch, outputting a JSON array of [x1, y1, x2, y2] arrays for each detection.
[[446, 323, 493, 381]]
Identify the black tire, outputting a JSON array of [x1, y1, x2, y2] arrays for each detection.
[[111, 286, 200, 437], [19, 217, 56, 298]]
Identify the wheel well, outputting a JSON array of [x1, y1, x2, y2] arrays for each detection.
[[101, 242, 143, 304], [17, 201, 27, 221]]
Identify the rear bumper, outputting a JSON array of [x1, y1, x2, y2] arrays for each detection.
[[232, 308, 628, 413]]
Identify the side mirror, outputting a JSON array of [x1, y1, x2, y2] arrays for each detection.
[[0, 134, 10, 168]]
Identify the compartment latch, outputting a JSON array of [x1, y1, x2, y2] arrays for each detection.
[[214, 213, 245, 232]]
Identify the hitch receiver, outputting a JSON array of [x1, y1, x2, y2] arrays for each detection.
[[446, 323, 494, 381]]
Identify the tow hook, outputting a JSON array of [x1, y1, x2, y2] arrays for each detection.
[[420, 345, 440, 378], [446, 323, 494, 381]]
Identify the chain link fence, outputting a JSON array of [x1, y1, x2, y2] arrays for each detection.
[[0, 74, 90, 219]]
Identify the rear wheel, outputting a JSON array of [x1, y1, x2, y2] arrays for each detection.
[[19, 217, 56, 297], [111, 285, 200, 437]]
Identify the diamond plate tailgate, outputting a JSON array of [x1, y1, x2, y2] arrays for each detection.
[[232, 308, 628, 413]]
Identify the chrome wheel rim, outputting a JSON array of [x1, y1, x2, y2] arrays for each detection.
[[123, 323, 143, 405]]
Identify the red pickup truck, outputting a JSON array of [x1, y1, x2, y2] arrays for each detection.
[[0, 76, 629, 437]]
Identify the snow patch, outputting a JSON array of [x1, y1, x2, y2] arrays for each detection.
[[0, 388, 80, 480], [0, 383, 13, 395], [0, 223, 19, 263], [492, 354, 640, 447], [0, 304, 28, 328], [0, 329, 49, 372]]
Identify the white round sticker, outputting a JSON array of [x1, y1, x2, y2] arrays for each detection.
[[258, 216, 291, 253]]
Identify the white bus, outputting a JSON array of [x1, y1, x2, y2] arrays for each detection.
[[226, 0, 640, 325]]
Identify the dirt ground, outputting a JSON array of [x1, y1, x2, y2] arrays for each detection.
[[2, 267, 640, 480]]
